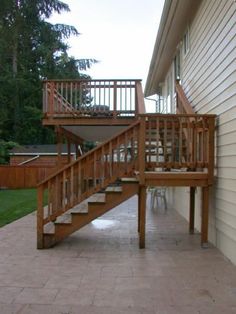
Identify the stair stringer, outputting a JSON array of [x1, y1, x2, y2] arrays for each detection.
[[43, 180, 139, 248]]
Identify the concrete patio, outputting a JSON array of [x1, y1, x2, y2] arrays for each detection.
[[0, 194, 236, 314]]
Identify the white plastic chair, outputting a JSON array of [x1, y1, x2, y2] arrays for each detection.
[[150, 187, 167, 210]]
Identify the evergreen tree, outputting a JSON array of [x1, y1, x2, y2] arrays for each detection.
[[0, 0, 96, 153]]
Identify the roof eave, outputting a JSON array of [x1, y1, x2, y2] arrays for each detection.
[[145, 0, 202, 97]]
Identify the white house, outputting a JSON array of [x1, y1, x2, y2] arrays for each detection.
[[145, 0, 236, 264]]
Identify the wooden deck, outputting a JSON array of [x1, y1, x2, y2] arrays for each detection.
[[37, 79, 216, 250]]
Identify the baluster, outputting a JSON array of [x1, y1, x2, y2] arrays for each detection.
[[101, 146, 105, 187], [79, 82, 83, 111], [94, 151, 97, 189], [70, 166, 74, 206], [187, 117, 191, 166], [108, 81, 111, 111], [164, 118, 167, 166], [48, 180, 52, 217], [62, 170, 66, 210], [202, 118, 207, 167], [108, 141, 113, 178], [192, 117, 197, 169], [171, 118, 175, 165], [78, 162, 81, 201], [156, 116, 160, 166], [70, 82, 73, 109], [179, 117, 183, 166], [124, 133, 128, 174], [113, 81, 117, 117]]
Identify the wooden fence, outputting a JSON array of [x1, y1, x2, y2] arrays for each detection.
[[0, 166, 56, 189]]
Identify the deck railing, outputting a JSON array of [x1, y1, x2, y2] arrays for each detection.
[[139, 115, 215, 177], [43, 79, 145, 118]]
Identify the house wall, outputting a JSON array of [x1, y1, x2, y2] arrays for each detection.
[[171, 0, 236, 264]]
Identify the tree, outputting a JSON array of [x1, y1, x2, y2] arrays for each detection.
[[0, 0, 96, 152]]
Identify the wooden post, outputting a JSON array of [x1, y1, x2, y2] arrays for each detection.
[[37, 185, 44, 249], [139, 185, 146, 249], [56, 128, 63, 167], [138, 117, 146, 185], [201, 186, 209, 247], [67, 139, 71, 163], [49, 82, 55, 115], [189, 187, 195, 234], [138, 188, 140, 233]]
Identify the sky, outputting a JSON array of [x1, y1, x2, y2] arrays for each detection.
[[49, 0, 165, 110]]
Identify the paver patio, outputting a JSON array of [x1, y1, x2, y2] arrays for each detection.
[[0, 194, 236, 314]]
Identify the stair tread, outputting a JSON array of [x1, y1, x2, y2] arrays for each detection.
[[69, 193, 106, 214], [120, 177, 139, 183], [105, 186, 122, 193], [55, 214, 71, 224], [44, 222, 55, 234]]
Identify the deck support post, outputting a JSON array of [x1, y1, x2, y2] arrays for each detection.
[[189, 187, 196, 234], [56, 128, 63, 167], [201, 186, 209, 247], [138, 186, 146, 249]]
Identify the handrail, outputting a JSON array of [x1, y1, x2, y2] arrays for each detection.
[[43, 79, 145, 118], [175, 81, 195, 114]]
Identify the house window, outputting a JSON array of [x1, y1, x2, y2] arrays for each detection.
[[183, 27, 190, 55]]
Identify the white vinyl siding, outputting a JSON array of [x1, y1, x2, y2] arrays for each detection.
[[172, 0, 236, 264]]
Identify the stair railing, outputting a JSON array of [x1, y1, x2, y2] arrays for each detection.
[[175, 80, 195, 114], [37, 120, 140, 245]]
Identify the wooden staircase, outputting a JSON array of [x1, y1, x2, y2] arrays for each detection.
[[37, 120, 141, 249], [37, 80, 216, 249]]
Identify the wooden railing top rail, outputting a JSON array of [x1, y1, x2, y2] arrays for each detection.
[[139, 113, 216, 117], [43, 79, 142, 83]]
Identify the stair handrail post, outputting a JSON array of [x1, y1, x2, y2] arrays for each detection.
[[138, 116, 146, 185], [135, 80, 146, 116]]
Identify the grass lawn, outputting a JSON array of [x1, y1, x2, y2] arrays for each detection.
[[0, 188, 38, 227]]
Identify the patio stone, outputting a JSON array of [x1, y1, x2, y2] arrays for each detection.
[[0, 194, 235, 313]]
